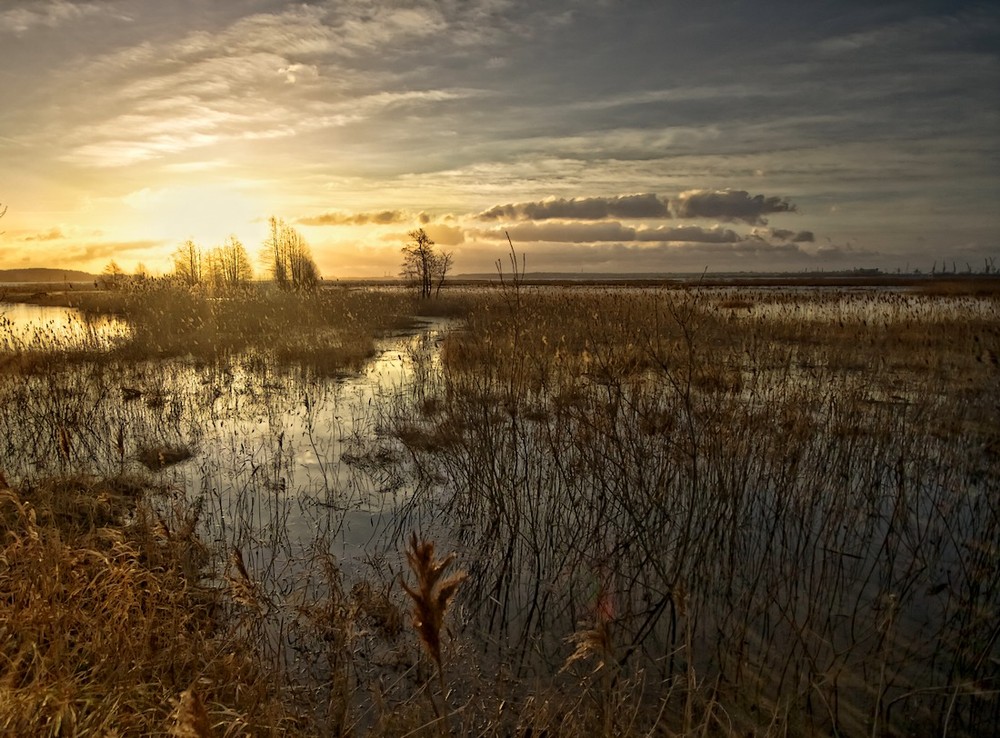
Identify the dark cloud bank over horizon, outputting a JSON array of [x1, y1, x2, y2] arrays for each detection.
[[476, 190, 797, 226]]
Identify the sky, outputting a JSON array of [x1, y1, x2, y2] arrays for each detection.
[[0, 0, 998, 278]]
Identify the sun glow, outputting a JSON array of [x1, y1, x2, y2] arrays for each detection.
[[123, 182, 270, 262]]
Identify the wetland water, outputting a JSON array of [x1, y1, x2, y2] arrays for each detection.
[[0, 302, 452, 589], [0, 301, 128, 349], [2, 291, 997, 735]]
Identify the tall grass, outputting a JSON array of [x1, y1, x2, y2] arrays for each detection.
[[0, 475, 298, 735], [389, 285, 1000, 736], [1, 282, 997, 735], [56, 282, 421, 373]]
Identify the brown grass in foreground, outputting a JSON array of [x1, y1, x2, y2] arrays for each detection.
[[0, 474, 298, 736]]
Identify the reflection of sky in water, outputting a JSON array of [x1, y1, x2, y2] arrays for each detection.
[[149, 318, 453, 579], [0, 308, 451, 587], [0, 302, 129, 350]]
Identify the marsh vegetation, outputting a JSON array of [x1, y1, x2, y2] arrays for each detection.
[[0, 279, 997, 736]]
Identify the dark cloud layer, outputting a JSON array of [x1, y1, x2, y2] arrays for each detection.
[[671, 190, 796, 225], [485, 222, 743, 243], [478, 194, 669, 221], [476, 190, 798, 227], [771, 228, 815, 243]]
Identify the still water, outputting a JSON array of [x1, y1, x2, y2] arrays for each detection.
[[0, 302, 129, 350], [0, 303, 450, 580]]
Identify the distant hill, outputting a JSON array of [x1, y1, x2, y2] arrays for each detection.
[[0, 268, 98, 283]]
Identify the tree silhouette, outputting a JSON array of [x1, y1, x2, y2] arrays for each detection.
[[102, 260, 124, 289], [401, 228, 452, 298], [173, 239, 203, 286], [207, 236, 253, 290], [261, 217, 319, 290]]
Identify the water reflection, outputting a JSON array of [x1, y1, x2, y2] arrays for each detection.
[[0, 314, 452, 582], [0, 302, 129, 350]]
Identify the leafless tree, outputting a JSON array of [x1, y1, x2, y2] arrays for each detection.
[[261, 217, 319, 290], [434, 250, 453, 296], [401, 228, 451, 298], [173, 239, 203, 286], [207, 235, 253, 290], [102, 260, 124, 289]]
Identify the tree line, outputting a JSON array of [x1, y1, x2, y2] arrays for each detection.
[[98, 221, 454, 295], [101, 217, 319, 291]]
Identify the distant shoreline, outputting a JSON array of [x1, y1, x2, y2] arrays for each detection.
[[0, 268, 98, 284]]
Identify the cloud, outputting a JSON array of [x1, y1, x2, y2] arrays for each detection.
[[813, 242, 880, 261], [477, 193, 669, 221], [0, 1, 113, 34], [474, 191, 800, 229], [51, 4, 478, 168], [1, 238, 166, 271], [481, 222, 743, 243], [22, 227, 65, 241], [455, 238, 827, 274], [671, 190, 796, 224], [636, 226, 742, 243], [771, 228, 815, 243], [298, 210, 410, 226], [423, 224, 465, 246], [73, 239, 166, 263]]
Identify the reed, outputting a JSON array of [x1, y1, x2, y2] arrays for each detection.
[[401, 532, 467, 722], [2, 280, 996, 735]]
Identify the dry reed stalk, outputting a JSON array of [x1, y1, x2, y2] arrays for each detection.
[[169, 685, 212, 738], [401, 532, 467, 719], [562, 580, 616, 675], [227, 547, 265, 611]]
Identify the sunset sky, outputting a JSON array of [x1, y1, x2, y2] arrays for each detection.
[[1, 0, 998, 277]]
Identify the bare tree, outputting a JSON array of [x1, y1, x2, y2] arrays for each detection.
[[0, 202, 6, 235], [401, 229, 453, 297], [401, 228, 444, 298], [261, 217, 319, 290], [173, 239, 203, 286], [434, 250, 453, 296], [207, 235, 253, 290], [102, 260, 124, 289]]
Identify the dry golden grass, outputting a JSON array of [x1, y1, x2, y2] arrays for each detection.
[[3, 282, 997, 736], [401, 533, 467, 674], [2, 281, 424, 375], [0, 475, 300, 736]]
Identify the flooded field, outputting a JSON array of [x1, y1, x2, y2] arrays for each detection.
[[0, 302, 128, 351], [1, 284, 997, 736]]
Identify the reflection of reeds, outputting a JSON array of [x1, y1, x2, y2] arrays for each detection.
[[2, 281, 999, 735], [393, 285, 1000, 736]]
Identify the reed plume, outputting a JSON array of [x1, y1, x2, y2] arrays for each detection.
[[401, 532, 467, 719], [169, 685, 211, 738]]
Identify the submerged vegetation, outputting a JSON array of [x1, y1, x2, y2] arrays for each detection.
[[0, 279, 998, 735]]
